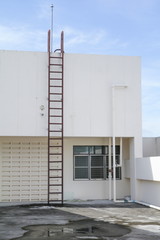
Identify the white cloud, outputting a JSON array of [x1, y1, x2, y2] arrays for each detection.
[[63, 27, 107, 46], [52, 26, 128, 54], [0, 24, 47, 51], [0, 25, 23, 44], [0, 22, 127, 54]]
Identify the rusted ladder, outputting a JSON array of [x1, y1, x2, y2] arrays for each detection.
[[47, 30, 64, 205]]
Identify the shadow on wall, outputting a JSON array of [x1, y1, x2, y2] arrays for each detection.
[[143, 137, 160, 157]]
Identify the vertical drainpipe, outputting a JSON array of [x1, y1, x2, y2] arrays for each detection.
[[112, 87, 116, 202], [120, 137, 122, 166], [112, 85, 128, 202], [109, 137, 112, 200]]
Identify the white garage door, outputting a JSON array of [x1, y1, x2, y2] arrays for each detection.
[[0, 137, 48, 202]]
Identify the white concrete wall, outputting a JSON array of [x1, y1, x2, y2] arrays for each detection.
[[136, 157, 160, 181], [0, 136, 130, 202], [0, 50, 142, 143], [0, 50, 48, 136], [64, 137, 130, 200], [64, 53, 142, 139], [137, 181, 160, 208], [136, 157, 160, 207]]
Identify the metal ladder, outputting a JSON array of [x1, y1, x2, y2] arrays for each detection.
[[47, 30, 64, 205]]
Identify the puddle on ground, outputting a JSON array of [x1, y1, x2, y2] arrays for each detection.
[[11, 219, 131, 240]]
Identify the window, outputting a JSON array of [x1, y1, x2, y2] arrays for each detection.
[[75, 156, 88, 179], [91, 156, 104, 179], [74, 146, 89, 155], [73, 145, 121, 180]]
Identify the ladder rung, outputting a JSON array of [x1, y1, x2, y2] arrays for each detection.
[[50, 78, 62, 80], [49, 160, 62, 163], [49, 176, 62, 178], [49, 85, 62, 88], [49, 107, 62, 110], [49, 184, 62, 186], [49, 115, 62, 117], [49, 93, 62, 95], [49, 145, 62, 147], [49, 130, 62, 132], [49, 192, 62, 194], [50, 71, 62, 73], [49, 137, 62, 140], [50, 56, 62, 59], [50, 63, 62, 66], [49, 168, 62, 171]]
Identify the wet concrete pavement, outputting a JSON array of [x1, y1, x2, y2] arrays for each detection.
[[0, 200, 160, 239]]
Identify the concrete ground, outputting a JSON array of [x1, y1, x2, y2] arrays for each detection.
[[0, 200, 160, 240]]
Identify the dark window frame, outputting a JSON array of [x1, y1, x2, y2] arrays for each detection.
[[73, 145, 122, 180]]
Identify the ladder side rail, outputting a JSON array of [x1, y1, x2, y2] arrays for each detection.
[[61, 31, 64, 53], [61, 39, 64, 205], [48, 30, 51, 205], [48, 30, 51, 53]]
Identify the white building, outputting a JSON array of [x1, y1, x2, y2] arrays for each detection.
[[0, 32, 144, 204]]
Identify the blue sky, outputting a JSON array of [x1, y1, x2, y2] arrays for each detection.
[[0, 0, 160, 137]]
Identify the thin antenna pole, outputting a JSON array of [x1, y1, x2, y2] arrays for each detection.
[[50, 4, 54, 52]]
